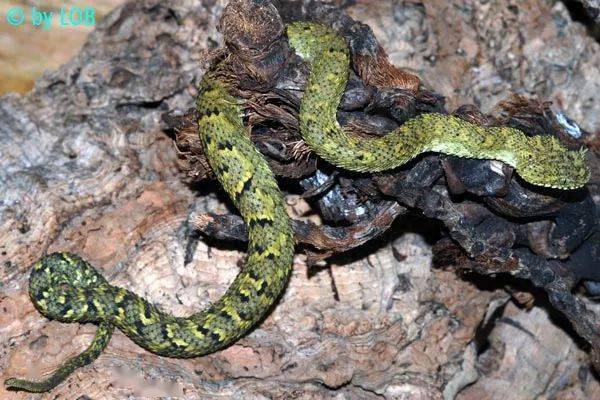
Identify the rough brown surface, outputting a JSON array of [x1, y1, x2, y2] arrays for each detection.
[[1, 1, 599, 399]]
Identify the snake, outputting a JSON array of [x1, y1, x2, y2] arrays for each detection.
[[5, 22, 589, 393]]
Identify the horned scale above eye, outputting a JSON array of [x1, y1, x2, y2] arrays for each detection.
[[5, 20, 590, 393]]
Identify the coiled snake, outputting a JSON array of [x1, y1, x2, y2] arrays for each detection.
[[5, 22, 589, 392]]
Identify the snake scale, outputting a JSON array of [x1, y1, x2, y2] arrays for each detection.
[[6, 22, 589, 392]]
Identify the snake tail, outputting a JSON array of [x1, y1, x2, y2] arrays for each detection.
[[5, 75, 294, 391], [4, 323, 113, 393], [286, 22, 590, 190]]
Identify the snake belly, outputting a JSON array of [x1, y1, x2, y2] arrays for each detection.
[[286, 22, 590, 190], [5, 75, 294, 392]]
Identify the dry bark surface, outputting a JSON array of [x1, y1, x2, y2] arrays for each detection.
[[1, 0, 599, 399]]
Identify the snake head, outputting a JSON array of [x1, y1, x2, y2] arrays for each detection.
[[517, 141, 590, 190]]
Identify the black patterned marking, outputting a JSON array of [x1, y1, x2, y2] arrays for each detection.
[[217, 140, 234, 151], [256, 281, 268, 296], [238, 307, 253, 321], [239, 292, 251, 303], [56, 302, 70, 317], [241, 174, 253, 193], [217, 164, 230, 174], [211, 332, 222, 342], [161, 325, 170, 339], [143, 305, 152, 321], [252, 243, 267, 255], [249, 269, 261, 281], [198, 325, 210, 335], [123, 292, 138, 306], [87, 299, 98, 313], [114, 295, 125, 308], [234, 175, 254, 204], [220, 310, 232, 321], [134, 319, 146, 333], [205, 108, 220, 117], [249, 217, 273, 228]]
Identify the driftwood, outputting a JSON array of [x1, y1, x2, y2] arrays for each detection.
[[1, 0, 600, 399]]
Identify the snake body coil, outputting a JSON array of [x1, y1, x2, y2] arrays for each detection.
[[6, 22, 589, 393], [5, 75, 294, 392]]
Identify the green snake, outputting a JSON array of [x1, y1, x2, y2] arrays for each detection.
[[5, 22, 589, 392]]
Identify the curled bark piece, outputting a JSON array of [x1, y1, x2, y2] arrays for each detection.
[[189, 200, 406, 264]]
